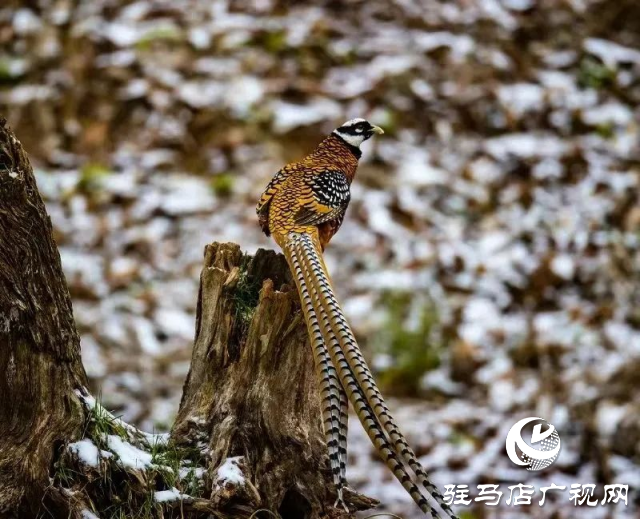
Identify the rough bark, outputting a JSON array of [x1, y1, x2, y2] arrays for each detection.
[[172, 243, 376, 518], [0, 118, 88, 516]]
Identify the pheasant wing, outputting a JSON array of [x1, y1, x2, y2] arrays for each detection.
[[293, 170, 351, 227]]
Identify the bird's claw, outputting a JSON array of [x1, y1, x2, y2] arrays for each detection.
[[334, 487, 350, 513]]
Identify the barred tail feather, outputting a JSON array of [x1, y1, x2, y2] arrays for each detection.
[[293, 239, 438, 517], [338, 377, 349, 482], [291, 232, 458, 519], [284, 241, 349, 507]]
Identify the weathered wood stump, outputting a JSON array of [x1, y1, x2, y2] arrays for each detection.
[[172, 243, 376, 518], [0, 118, 88, 516]]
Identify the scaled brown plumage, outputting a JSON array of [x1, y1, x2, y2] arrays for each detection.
[[256, 133, 359, 250]]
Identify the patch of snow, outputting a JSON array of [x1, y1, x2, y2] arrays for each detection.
[[106, 435, 153, 470], [534, 312, 589, 348], [155, 487, 187, 503], [604, 322, 640, 353], [2, 85, 55, 105], [480, 0, 518, 30], [195, 56, 241, 77], [270, 98, 341, 133], [410, 79, 434, 101], [498, 83, 544, 115], [398, 148, 448, 186], [372, 353, 394, 371], [550, 254, 575, 279], [157, 175, 215, 215], [489, 379, 515, 411], [179, 466, 206, 480], [80, 335, 106, 378], [354, 269, 420, 292], [189, 27, 211, 49], [469, 157, 504, 184], [215, 456, 245, 488], [475, 353, 513, 385], [120, 2, 150, 19], [120, 79, 148, 100], [13, 9, 42, 35], [532, 158, 563, 180], [224, 76, 264, 117], [95, 50, 136, 68], [154, 308, 194, 340], [103, 22, 139, 46], [75, 389, 97, 409], [486, 133, 568, 160], [538, 70, 575, 90], [414, 31, 475, 61], [59, 249, 108, 297], [596, 402, 628, 437], [177, 81, 224, 108], [322, 65, 376, 98], [543, 50, 577, 68], [68, 439, 100, 468], [342, 294, 375, 323], [369, 54, 419, 77], [110, 256, 138, 278], [584, 38, 640, 67], [582, 103, 634, 126], [501, 0, 534, 11], [80, 510, 100, 519], [459, 297, 503, 347], [132, 317, 162, 356], [75, 389, 170, 446], [422, 370, 464, 395]]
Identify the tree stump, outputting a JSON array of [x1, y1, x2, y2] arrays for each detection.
[[0, 117, 88, 516], [172, 243, 377, 518]]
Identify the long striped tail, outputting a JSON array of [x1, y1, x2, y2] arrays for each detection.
[[283, 232, 458, 519], [284, 234, 350, 508]]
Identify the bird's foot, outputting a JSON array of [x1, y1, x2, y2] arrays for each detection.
[[334, 487, 350, 513]]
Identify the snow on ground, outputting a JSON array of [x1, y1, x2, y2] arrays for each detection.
[[154, 487, 187, 503], [106, 435, 154, 470]]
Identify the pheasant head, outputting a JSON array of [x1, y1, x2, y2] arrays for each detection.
[[332, 118, 384, 148]]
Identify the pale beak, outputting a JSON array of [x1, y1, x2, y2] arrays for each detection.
[[371, 125, 384, 135]]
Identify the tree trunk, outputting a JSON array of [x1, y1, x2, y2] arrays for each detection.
[[0, 120, 376, 518], [172, 244, 376, 519], [0, 118, 88, 516]]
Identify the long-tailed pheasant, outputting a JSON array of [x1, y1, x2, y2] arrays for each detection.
[[257, 118, 458, 519]]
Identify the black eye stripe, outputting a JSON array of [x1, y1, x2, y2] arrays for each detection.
[[339, 123, 370, 134]]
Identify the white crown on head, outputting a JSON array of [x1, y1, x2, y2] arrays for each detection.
[[340, 118, 366, 127]]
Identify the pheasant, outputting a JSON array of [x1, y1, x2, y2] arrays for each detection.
[[257, 118, 457, 519]]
